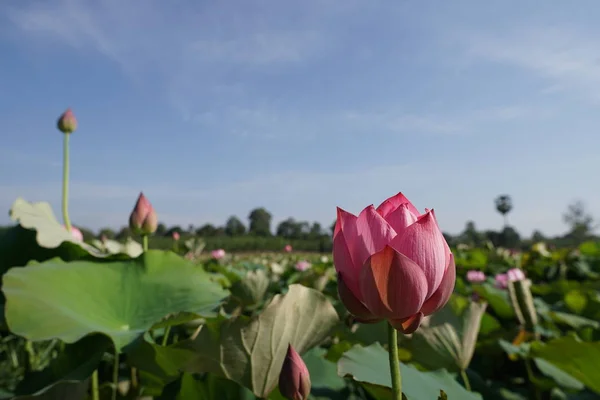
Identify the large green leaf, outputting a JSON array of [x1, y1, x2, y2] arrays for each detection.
[[181, 284, 340, 398], [3, 250, 229, 351], [10, 334, 111, 399], [229, 269, 270, 307], [530, 335, 600, 394], [337, 343, 482, 400], [407, 301, 487, 372], [9, 198, 142, 258]]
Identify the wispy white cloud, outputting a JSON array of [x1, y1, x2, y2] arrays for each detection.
[[463, 27, 600, 102]]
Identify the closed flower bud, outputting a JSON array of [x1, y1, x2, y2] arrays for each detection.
[[172, 231, 180, 241], [333, 192, 455, 334], [129, 192, 158, 235], [279, 344, 311, 400], [57, 108, 77, 134]]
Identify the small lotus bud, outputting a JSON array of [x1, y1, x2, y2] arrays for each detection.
[[129, 192, 158, 235], [172, 231, 180, 241], [63, 225, 83, 241], [211, 249, 226, 259], [284, 244, 293, 252], [57, 108, 77, 134], [279, 344, 311, 400]]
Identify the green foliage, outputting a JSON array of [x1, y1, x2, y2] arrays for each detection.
[[2, 195, 600, 399]]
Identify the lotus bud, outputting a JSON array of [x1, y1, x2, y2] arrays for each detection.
[[279, 344, 311, 400], [172, 231, 180, 241], [507, 278, 538, 334], [211, 249, 226, 259], [129, 192, 158, 235], [284, 244, 293, 252], [295, 260, 311, 272], [57, 108, 77, 134]]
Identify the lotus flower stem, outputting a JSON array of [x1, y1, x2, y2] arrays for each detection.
[[62, 134, 72, 232], [161, 327, 171, 346], [460, 369, 471, 391], [91, 370, 100, 400], [387, 322, 402, 399], [142, 234, 149, 252], [112, 350, 119, 400]]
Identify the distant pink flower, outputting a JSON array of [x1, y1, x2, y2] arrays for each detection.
[[466, 270, 486, 283], [211, 249, 226, 259], [507, 268, 526, 282], [494, 273, 508, 289], [63, 225, 83, 241], [172, 231, 180, 241], [284, 244, 293, 252], [295, 260, 311, 272]]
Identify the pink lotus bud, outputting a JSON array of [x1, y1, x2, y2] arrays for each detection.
[[211, 249, 226, 259], [57, 108, 77, 134], [63, 225, 83, 241], [279, 344, 311, 400], [494, 273, 508, 289], [295, 260, 311, 272], [129, 192, 158, 235], [466, 270, 486, 283], [507, 268, 525, 282], [333, 192, 455, 334], [284, 244, 293, 252], [172, 231, 180, 241]]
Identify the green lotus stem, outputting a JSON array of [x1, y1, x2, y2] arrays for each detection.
[[112, 349, 119, 400], [62, 134, 72, 232], [460, 369, 471, 391], [142, 235, 149, 252], [387, 322, 402, 399], [162, 327, 171, 346], [91, 370, 99, 400]]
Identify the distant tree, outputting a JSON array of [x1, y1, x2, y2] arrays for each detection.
[[188, 224, 195, 233], [98, 228, 115, 240], [225, 216, 246, 236], [495, 195, 513, 228], [156, 223, 167, 236], [309, 222, 323, 238], [196, 224, 218, 237], [116, 226, 132, 240], [276, 218, 297, 238], [500, 226, 521, 248], [78, 227, 95, 241], [460, 221, 484, 246], [248, 207, 272, 236], [531, 230, 546, 242], [563, 200, 595, 244], [330, 220, 336, 235]]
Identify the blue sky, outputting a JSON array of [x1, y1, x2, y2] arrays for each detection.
[[1, 0, 599, 237]]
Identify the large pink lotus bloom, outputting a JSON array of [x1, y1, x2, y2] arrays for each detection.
[[279, 344, 311, 400], [295, 260, 311, 272], [129, 192, 158, 235], [57, 108, 77, 134], [466, 270, 486, 283], [333, 192, 455, 334], [211, 249, 226, 259], [63, 225, 83, 241], [284, 244, 293, 253]]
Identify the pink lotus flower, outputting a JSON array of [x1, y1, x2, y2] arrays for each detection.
[[295, 260, 311, 272], [211, 249, 226, 259], [172, 231, 180, 241], [129, 192, 158, 235], [284, 244, 293, 252], [279, 344, 311, 400], [57, 108, 77, 134], [466, 270, 486, 283], [333, 192, 455, 334], [495, 268, 525, 289], [63, 225, 83, 241]]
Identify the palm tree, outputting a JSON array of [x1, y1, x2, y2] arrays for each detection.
[[495, 195, 513, 228]]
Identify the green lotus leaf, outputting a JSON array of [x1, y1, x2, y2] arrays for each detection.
[[2, 250, 229, 351]]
